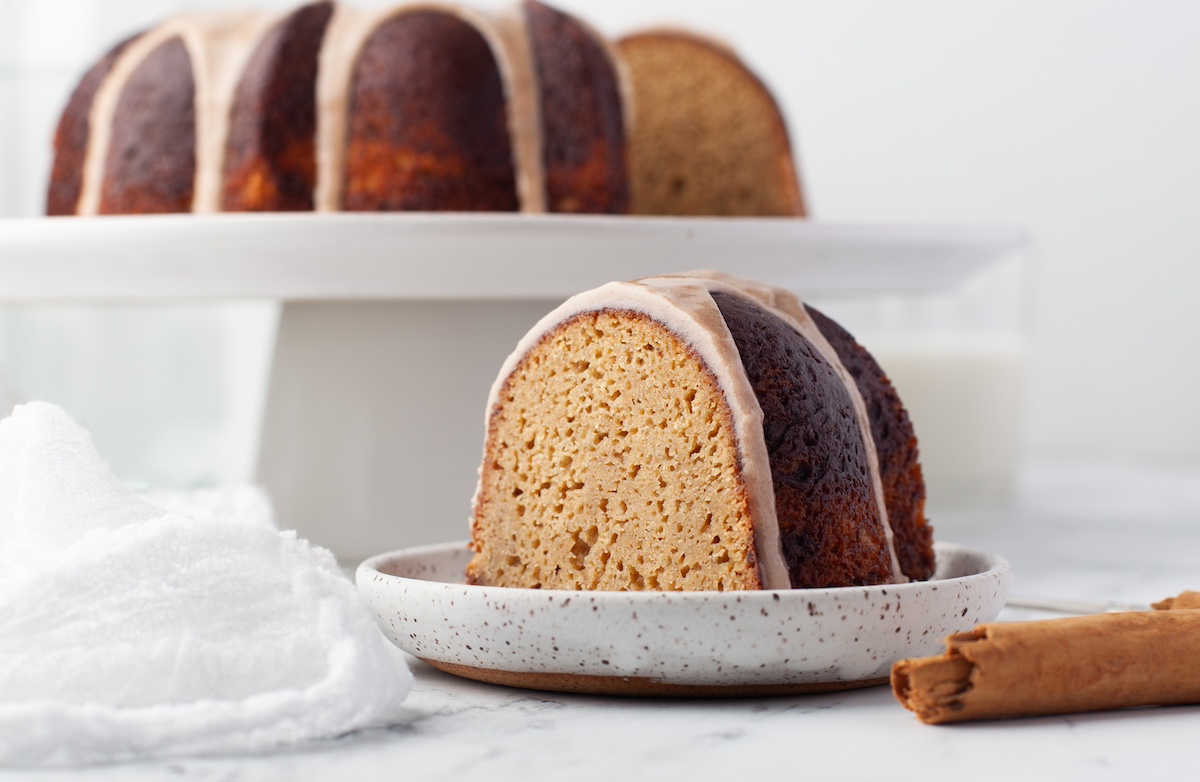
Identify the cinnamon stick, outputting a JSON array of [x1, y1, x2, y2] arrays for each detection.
[[1152, 590, 1200, 610], [891, 592, 1200, 724]]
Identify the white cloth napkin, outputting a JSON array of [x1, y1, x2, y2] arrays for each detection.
[[0, 402, 412, 765]]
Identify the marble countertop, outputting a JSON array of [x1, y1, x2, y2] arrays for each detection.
[[5, 459, 1199, 781]]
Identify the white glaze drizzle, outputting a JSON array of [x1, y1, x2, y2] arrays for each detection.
[[313, 3, 393, 212], [190, 12, 285, 213], [483, 3, 545, 212]]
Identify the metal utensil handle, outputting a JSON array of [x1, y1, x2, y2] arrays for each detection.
[[1004, 596, 1152, 615]]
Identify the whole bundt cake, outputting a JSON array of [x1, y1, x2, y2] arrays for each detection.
[[47, 0, 804, 217], [467, 274, 933, 591]]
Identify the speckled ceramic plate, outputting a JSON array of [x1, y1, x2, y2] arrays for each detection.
[[356, 540, 1011, 696]]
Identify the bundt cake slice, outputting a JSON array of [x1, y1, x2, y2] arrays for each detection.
[[617, 31, 805, 216], [467, 276, 932, 591]]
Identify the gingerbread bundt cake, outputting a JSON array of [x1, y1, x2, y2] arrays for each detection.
[[48, 1, 803, 217], [467, 275, 932, 591]]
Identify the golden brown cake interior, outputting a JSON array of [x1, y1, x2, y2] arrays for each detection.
[[467, 309, 762, 591], [617, 32, 804, 217]]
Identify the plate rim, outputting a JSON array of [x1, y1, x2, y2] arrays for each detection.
[[357, 538, 1011, 602]]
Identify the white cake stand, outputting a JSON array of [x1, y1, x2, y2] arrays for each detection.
[[0, 213, 1025, 562]]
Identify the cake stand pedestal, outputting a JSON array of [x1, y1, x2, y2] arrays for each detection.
[[258, 299, 555, 558]]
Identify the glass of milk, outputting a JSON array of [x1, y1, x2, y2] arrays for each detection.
[[808, 250, 1030, 511]]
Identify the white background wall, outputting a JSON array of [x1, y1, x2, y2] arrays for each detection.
[[2, 0, 1198, 470]]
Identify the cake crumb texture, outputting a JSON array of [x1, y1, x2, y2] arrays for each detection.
[[468, 309, 761, 591]]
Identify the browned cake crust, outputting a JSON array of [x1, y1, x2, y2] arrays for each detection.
[[221, 1, 333, 211], [47, 34, 142, 216], [51, 2, 814, 218], [99, 36, 196, 214], [617, 31, 804, 217], [524, 1, 628, 213], [342, 11, 518, 211], [710, 292, 893, 587], [808, 307, 934, 581]]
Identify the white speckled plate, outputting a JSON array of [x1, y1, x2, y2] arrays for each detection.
[[356, 541, 1011, 696]]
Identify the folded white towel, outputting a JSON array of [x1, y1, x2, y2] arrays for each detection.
[[0, 402, 412, 765]]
